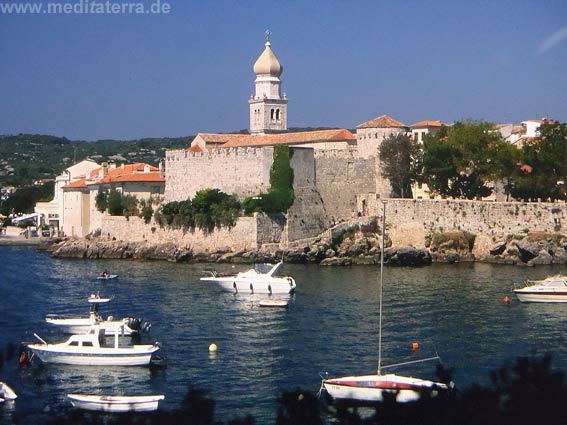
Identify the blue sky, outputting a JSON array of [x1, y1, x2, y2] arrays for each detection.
[[1, 0, 566, 141]]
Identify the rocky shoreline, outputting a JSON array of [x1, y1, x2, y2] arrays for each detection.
[[41, 216, 567, 267]]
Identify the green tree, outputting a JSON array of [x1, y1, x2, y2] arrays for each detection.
[[378, 133, 422, 198], [508, 122, 567, 201], [107, 189, 123, 216], [139, 198, 154, 224], [95, 190, 108, 213], [422, 121, 505, 199]]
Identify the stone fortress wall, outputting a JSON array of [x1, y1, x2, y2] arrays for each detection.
[[98, 213, 285, 253], [358, 196, 567, 255], [164, 147, 274, 202], [314, 148, 376, 222]]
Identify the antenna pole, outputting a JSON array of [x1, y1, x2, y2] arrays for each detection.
[[378, 201, 386, 375]]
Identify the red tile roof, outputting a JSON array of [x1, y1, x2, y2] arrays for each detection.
[[195, 129, 355, 149], [357, 115, 407, 129], [65, 177, 88, 189], [63, 163, 163, 189], [97, 163, 163, 184], [410, 120, 445, 128]]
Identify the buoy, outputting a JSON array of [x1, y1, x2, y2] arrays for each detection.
[[209, 343, 218, 353], [412, 342, 419, 350], [503, 296, 511, 305]]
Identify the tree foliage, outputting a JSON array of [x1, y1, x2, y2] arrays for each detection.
[[508, 122, 567, 201], [422, 121, 507, 199], [243, 145, 294, 215], [107, 189, 124, 216], [95, 190, 108, 213], [378, 133, 421, 198], [156, 189, 240, 233], [0, 182, 54, 215]]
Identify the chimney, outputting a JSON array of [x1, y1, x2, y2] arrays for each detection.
[[102, 162, 108, 177], [159, 160, 165, 178]]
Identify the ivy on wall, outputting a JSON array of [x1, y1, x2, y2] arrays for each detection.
[[242, 145, 295, 215]]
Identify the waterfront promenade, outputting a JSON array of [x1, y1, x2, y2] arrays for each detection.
[[0, 225, 47, 246]]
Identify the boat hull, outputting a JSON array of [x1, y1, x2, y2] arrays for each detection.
[[323, 374, 448, 403], [68, 394, 164, 412], [514, 290, 567, 303], [201, 277, 296, 295], [27, 345, 158, 366]]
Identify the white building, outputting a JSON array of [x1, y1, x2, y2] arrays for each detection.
[[35, 159, 99, 230]]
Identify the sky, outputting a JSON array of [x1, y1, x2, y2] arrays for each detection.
[[1, 0, 566, 141]]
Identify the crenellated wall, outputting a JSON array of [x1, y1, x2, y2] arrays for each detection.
[[164, 147, 274, 202]]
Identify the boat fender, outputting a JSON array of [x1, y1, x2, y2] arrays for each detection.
[[250, 283, 254, 294], [268, 285, 272, 295], [233, 281, 238, 294]]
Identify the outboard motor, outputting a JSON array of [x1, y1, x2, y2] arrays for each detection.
[[125, 317, 151, 333], [141, 320, 152, 333]]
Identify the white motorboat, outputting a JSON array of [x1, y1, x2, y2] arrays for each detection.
[[68, 393, 165, 412], [97, 274, 118, 280], [514, 274, 567, 303], [0, 381, 17, 402], [45, 294, 151, 336], [200, 261, 296, 295], [26, 325, 160, 366], [321, 202, 449, 403]]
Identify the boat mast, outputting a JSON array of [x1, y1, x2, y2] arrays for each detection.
[[377, 201, 386, 375]]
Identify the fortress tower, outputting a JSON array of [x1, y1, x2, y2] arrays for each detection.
[[249, 31, 288, 134]]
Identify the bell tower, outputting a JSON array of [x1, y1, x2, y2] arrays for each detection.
[[249, 31, 288, 134]]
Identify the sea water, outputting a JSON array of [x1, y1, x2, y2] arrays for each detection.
[[1, 245, 567, 423]]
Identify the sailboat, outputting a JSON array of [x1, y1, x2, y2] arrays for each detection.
[[321, 201, 449, 403]]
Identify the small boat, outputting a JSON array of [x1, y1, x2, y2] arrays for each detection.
[[514, 274, 567, 303], [0, 381, 17, 402], [26, 325, 160, 366], [321, 202, 449, 403], [45, 293, 151, 336], [258, 299, 289, 308], [200, 262, 296, 295], [68, 393, 165, 412], [97, 274, 118, 280]]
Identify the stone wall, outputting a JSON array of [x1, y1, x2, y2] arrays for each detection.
[[164, 147, 274, 202], [357, 196, 567, 255], [314, 149, 376, 222], [99, 215, 259, 252]]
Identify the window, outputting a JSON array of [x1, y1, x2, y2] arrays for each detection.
[[270, 109, 274, 120], [276, 109, 280, 120]]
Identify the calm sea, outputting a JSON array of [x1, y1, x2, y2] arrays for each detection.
[[1, 246, 567, 423]]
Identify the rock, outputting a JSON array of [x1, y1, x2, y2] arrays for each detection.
[[352, 255, 378, 265], [489, 241, 507, 255], [552, 247, 567, 264], [320, 257, 352, 266], [528, 249, 553, 266], [384, 247, 432, 267]]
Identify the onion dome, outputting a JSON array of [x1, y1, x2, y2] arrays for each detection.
[[253, 41, 282, 77]]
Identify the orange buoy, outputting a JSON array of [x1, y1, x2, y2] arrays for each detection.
[[503, 296, 511, 305], [412, 342, 419, 350]]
